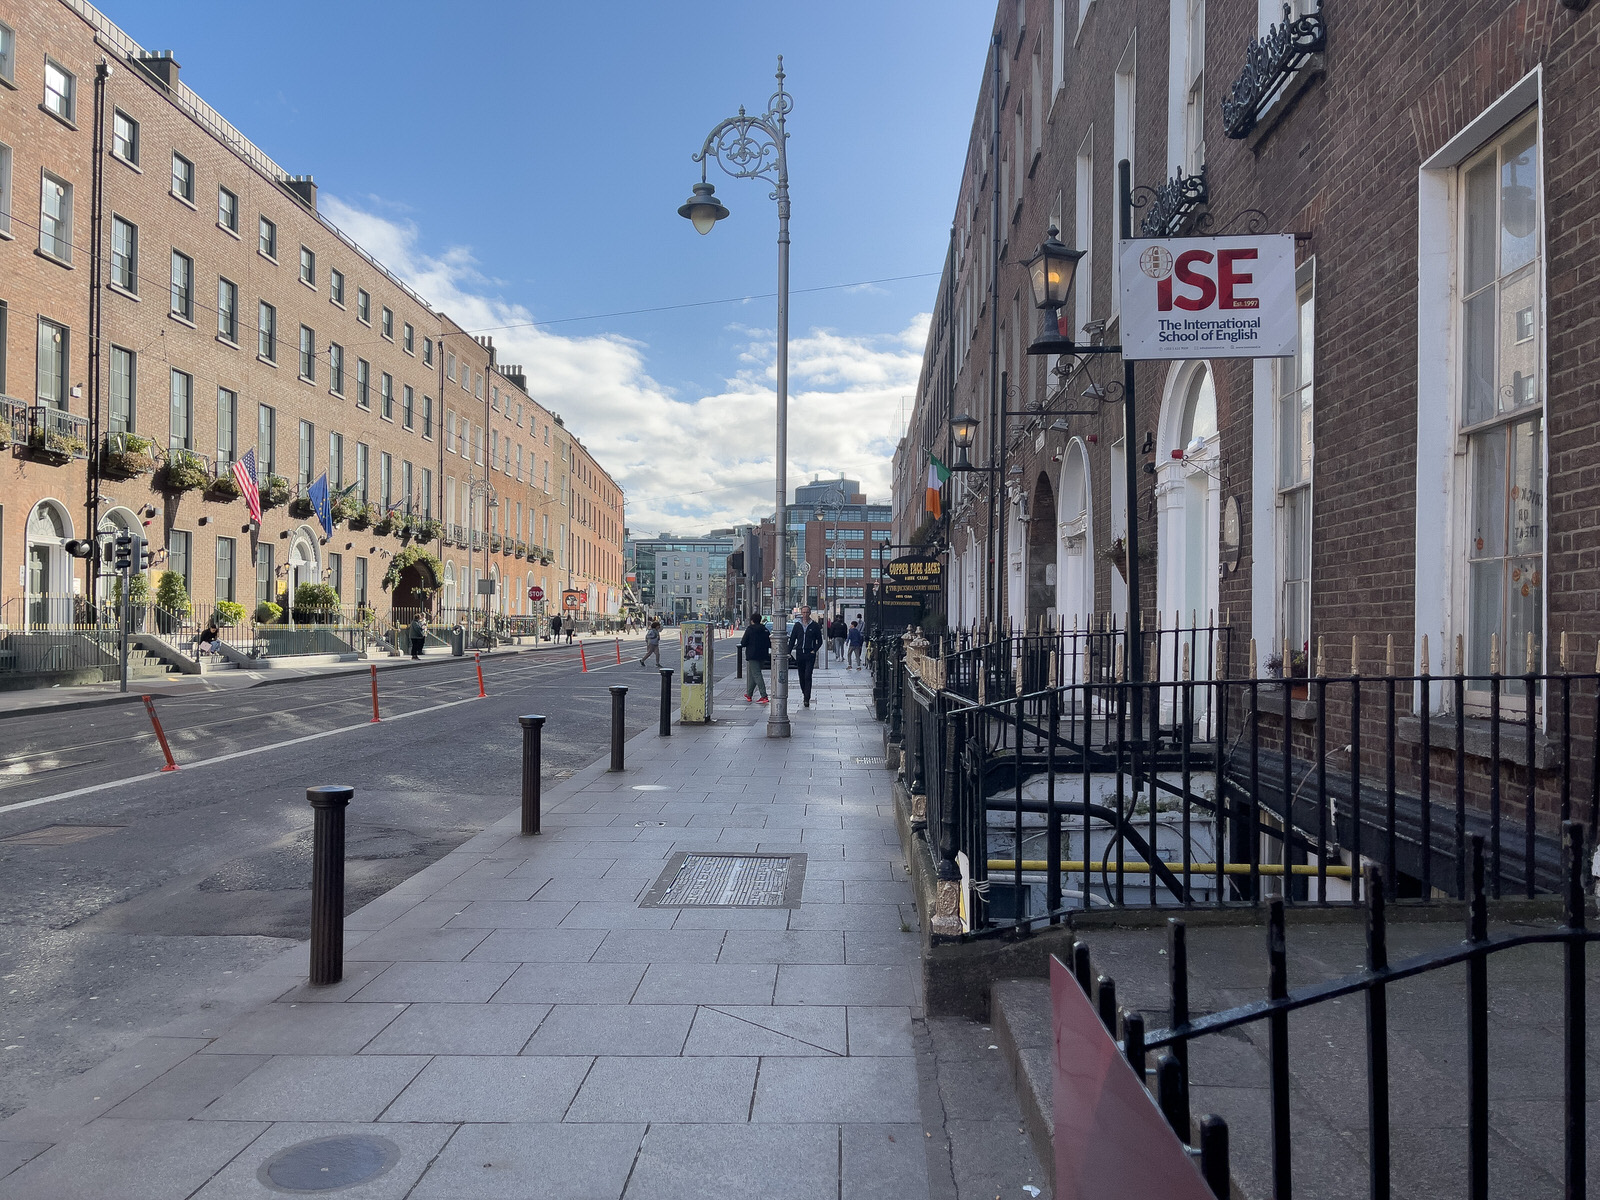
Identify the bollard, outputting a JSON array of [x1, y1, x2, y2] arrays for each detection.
[[737, 642, 744, 677], [659, 667, 673, 736], [308, 785, 353, 985], [518, 715, 546, 835], [615, 638, 622, 664], [475, 652, 487, 698], [579, 641, 588, 672], [141, 695, 179, 771], [609, 685, 628, 771], [369, 664, 381, 722]]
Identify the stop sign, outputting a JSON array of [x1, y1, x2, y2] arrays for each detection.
[[529, 586, 544, 601]]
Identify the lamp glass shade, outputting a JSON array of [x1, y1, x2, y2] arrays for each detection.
[[678, 182, 730, 235], [950, 412, 979, 450], [1025, 227, 1083, 310]]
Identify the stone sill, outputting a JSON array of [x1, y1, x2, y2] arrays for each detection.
[[1256, 686, 1319, 722], [1398, 714, 1561, 771]]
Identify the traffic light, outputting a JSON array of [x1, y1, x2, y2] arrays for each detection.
[[64, 539, 95, 561], [136, 536, 151, 572], [113, 532, 134, 572]]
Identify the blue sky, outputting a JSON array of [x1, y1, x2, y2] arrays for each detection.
[[110, 1, 994, 533]]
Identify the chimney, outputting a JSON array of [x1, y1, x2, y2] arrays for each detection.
[[501, 365, 527, 392], [134, 50, 179, 89], [283, 175, 317, 211]]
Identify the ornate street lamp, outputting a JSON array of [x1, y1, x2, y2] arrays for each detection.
[[1024, 225, 1086, 356], [950, 413, 980, 470], [680, 57, 794, 738]]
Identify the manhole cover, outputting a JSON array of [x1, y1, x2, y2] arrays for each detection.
[[632, 784, 668, 791], [1, 825, 122, 846], [642, 852, 806, 909], [853, 757, 883, 765], [258, 1134, 399, 1193]]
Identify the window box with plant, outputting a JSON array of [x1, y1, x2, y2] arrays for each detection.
[[489, 533, 502, 554], [260, 475, 291, 509], [104, 432, 157, 478], [1265, 645, 1310, 700], [28, 422, 89, 463], [161, 448, 210, 493], [288, 496, 313, 519], [373, 510, 398, 537], [207, 471, 241, 502], [330, 495, 359, 526], [346, 502, 374, 531], [415, 518, 444, 543]]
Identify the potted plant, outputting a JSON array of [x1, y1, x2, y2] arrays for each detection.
[[292, 582, 340, 624], [154, 570, 192, 634], [254, 600, 283, 624], [214, 599, 247, 628], [31, 425, 88, 461], [260, 475, 292, 510], [104, 432, 157, 478], [347, 502, 374, 531], [207, 470, 242, 501], [373, 510, 397, 537], [489, 533, 502, 554], [288, 496, 313, 519], [331, 495, 359, 525], [112, 570, 151, 630], [415, 518, 444, 542], [160, 450, 210, 493]]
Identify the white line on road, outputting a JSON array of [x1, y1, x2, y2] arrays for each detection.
[[0, 694, 485, 818]]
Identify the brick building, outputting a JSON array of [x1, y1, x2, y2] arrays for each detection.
[[0, 0, 625, 653], [899, 0, 1598, 690]]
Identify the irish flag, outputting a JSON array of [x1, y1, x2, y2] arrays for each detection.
[[925, 454, 950, 519]]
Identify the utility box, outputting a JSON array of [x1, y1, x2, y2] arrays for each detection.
[[680, 621, 713, 723]]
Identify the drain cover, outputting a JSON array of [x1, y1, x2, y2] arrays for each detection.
[[632, 784, 668, 791], [1, 825, 122, 846], [852, 756, 883, 765], [642, 852, 807, 909], [258, 1135, 399, 1193]]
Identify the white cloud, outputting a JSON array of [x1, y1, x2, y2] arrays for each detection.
[[321, 195, 924, 537]]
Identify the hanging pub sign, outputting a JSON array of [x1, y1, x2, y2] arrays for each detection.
[[1117, 234, 1298, 360], [882, 555, 943, 603]]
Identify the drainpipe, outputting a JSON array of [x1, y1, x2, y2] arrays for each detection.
[[86, 59, 111, 611]]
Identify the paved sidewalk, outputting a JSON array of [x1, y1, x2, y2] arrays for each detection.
[[0, 662, 931, 1198]]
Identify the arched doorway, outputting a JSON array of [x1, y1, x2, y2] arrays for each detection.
[[1027, 472, 1056, 628], [390, 552, 440, 616], [1005, 497, 1027, 630], [1156, 361, 1222, 667], [288, 529, 320, 604], [441, 562, 457, 617], [26, 500, 75, 627], [1055, 440, 1093, 637]]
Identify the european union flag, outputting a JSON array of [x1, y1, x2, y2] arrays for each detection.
[[308, 473, 334, 538]]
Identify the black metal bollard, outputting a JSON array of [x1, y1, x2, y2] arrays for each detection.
[[659, 668, 673, 737], [519, 715, 546, 835], [609, 685, 627, 771], [308, 785, 353, 986], [736, 642, 743, 677], [1198, 1114, 1230, 1199]]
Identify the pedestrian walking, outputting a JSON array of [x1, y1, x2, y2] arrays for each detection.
[[565, 621, 576, 645], [847, 619, 865, 668], [549, 613, 562, 643], [789, 605, 824, 707], [407, 614, 428, 661], [828, 614, 847, 661], [640, 618, 663, 668], [740, 612, 771, 703]]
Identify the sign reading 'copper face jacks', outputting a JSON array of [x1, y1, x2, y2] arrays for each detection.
[[1118, 234, 1300, 360], [883, 556, 943, 600]]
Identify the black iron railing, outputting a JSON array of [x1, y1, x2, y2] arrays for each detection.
[[1069, 826, 1592, 1200], [1222, 2, 1327, 140]]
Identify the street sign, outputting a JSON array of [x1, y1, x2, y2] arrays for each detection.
[[1117, 234, 1298, 360], [562, 590, 587, 611], [529, 585, 544, 602], [477, 578, 496, 595], [882, 555, 943, 601]]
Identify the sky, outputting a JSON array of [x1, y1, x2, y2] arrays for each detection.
[[108, 1, 995, 535]]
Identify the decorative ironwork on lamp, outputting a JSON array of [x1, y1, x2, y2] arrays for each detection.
[[1023, 225, 1085, 357]]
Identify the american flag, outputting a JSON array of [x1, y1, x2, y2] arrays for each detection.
[[234, 448, 262, 524]]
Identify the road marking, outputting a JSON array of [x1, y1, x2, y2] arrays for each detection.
[[0, 694, 485, 817]]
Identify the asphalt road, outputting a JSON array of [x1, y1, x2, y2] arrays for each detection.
[[0, 639, 738, 1120]]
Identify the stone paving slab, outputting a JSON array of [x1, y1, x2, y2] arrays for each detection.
[[0, 667, 948, 1198]]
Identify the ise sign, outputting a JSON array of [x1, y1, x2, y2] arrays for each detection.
[[1117, 234, 1298, 360]]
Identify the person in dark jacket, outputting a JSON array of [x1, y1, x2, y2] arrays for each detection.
[[827, 615, 847, 662], [789, 605, 824, 707], [407, 615, 427, 660], [847, 618, 865, 668], [739, 612, 771, 703], [549, 613, 562, 643]]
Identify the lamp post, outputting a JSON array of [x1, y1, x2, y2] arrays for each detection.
[[465, 474, 497, 635], [680, 57, 793, 738]]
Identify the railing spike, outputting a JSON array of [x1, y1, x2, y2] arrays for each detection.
[[1421, 633, 1430, 677], [1456, 633, 1465, 674], [1249, 639, 1258, 678], [1316, 634, 1326, 678], [1490, 632, 1499, 676], [1351, 634, 1360, 675], [1386, 633, 1394, 677], [1526, 629, 1536, 675], [1284, 638, 1292, 682], [1183, 642, 1191, 681], [1559, 630, 1568, 672]]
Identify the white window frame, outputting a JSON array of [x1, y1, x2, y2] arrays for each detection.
[[43, 58, 75, 123], [38, 171, 73, 263], [258, 215, 277, 260], [112, 109, 139, 165], [217, 276, 238, 342], [217, 186, 238, 233], [110, 215, 137, 292], [170, 152, 194, 204], [0, 21, 14, 87], [0, 141, 11, 237], [1073, 127, 1094, 339], [169, 248, 193, 320], [1273, 262, 1315, 659]]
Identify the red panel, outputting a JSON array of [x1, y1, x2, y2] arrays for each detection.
[[1051, 955, 1214, 1200]]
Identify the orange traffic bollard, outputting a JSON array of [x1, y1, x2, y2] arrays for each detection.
[[142, 695, 179, 771], [615, 638, 622, 664], [579, 641, 588, 672], [370, 663, 381, 723], [475, 652, 487, 698]]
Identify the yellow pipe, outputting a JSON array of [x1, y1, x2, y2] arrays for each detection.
[[987, 860, 1354, 878]]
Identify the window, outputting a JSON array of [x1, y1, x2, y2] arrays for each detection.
[[1276, 273, 1314, 655], [258, 215, 276, 259], [380, 452, 393, 508], [422, 395, 433, 439], [0, 141, 11, 236], [475, 424, 484, 465], [168, 529, 191, 594], [113, 110, 139, 164], [356, 358, 370, 408], [43, 59, 75, 123], [298, 325, 315, 381], [447, 412, 456, 453], [420, 468, 433, 519], [217, 277, 238, 342], [257, 301, 276, 361], [110, 216, 137, 291], [446, 353, 455, 382], [215, 537, 236, 604], [1462, 114, 1543, 681], [1074, 129, 1094, 338], [326, 552, 342, 600], [170, 153, 194, 203], [169, 249, 193, 319], [217, 186, 238, 233], [381, 307, 393, 340], [256, 544, 273, 606], [217, 387, 236, 466], [329, 268, 344, 306], [401, 460, 413, 512], [423, 337, 433, 366], [298, 420, 313, 487], [356, 289, 370, 324], [299, 246, 315, 286], [403, 322, 414, 353], [380, 372, 394, 420], [39, 172, 72, 262], [328, 431, 344, 489], [168, 368, 192, 450], [0, 21, 13, 87], [109, 346, 135, 433], [354, 557, 368, 608], [402, 384, 414, 429], [36, 318, 67, 407], [328, 342, 344, 394], [257, 403, 275, 478], [1183, 0, 1206, 175], [356, 442, 369, 502]]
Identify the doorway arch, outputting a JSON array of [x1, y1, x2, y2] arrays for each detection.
[[1027, 472, 1057, 628], [95, 507, 140, 614], [1055, 440, 1093, 637], [26, 500, 76, 627], [1155, 360, 1222, 669]]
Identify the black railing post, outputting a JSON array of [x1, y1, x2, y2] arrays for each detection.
[[659, 667, 673, 736], [1467, 834, 1489, 1200], [1267, 899, 1292, 1200], [1365, 863, 1391, 1200], [518, 715, 545, 835], [1122, 1010, 1145, 1079], [609, 685, 627, 772], [308, 785, 353, 986], [1073, 941, 1093, 996], [1563, 820, 1587, 1200], [1169, 918, 1190, 1080], [1155, 1051, 1189, 1142], [1198, 1114, 1230, 1200], [1096, 975, 1117, 1034]]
